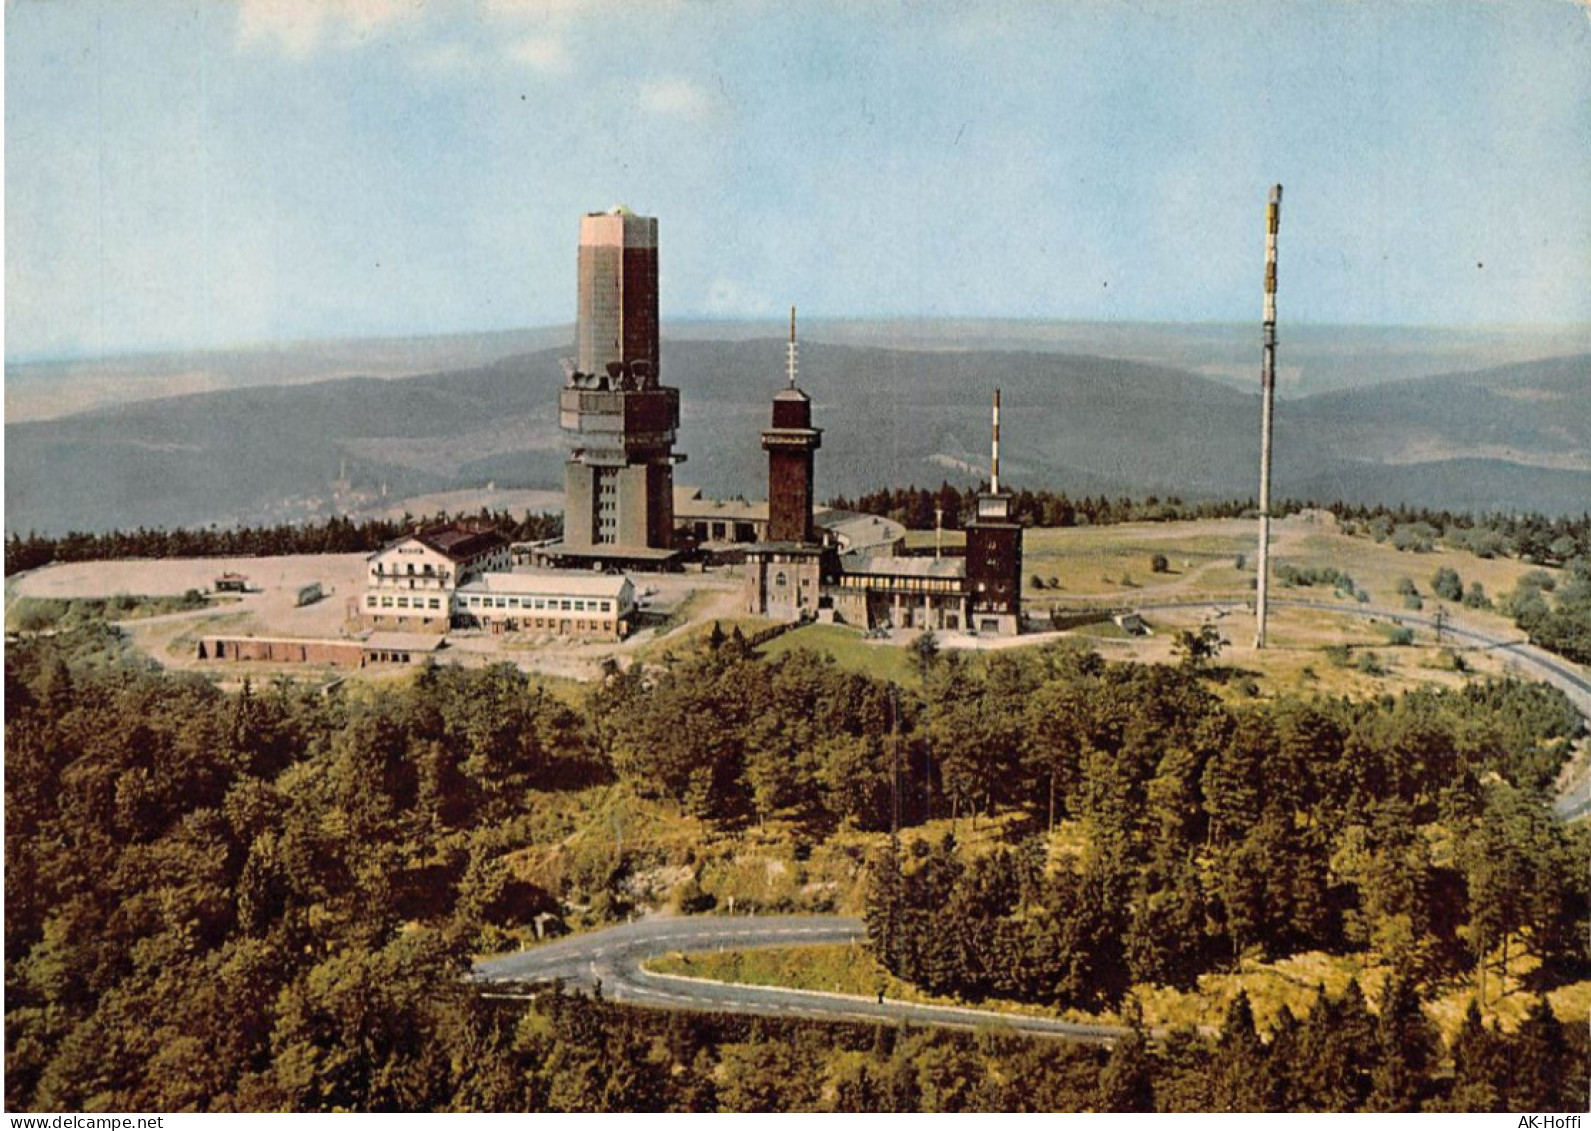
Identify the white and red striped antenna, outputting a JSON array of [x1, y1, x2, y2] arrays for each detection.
[[1256, 184, 1282, 649], [991, 388, 1002, 494]]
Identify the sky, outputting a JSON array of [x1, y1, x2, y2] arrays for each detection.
[[6, 0, 1591, 360]]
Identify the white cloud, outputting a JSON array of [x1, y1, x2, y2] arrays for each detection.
[[506, 34, 572, 74], [639, 76, 714, 121], [235, 0, 426, 57]]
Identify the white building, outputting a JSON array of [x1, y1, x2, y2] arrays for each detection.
[[454, 571, 636, 640], [365, 523, 512, 633]]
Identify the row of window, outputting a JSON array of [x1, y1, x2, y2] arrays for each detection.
[[477, 617, 614, 634], [364, 593, 618, 613], [466, 595, 614, 612], [367, 595, 444, 610]]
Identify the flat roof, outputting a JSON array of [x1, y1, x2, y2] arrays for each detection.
[[543, 544, 680, 563], [817, 508, 906, 552], [840, 552, 966, 580], [458, 570, 633, 598], [676, 497, 769, 523]]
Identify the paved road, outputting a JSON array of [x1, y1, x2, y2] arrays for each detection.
[[1135, 596, 1591, 819], [472, 915, 1123, 1044]]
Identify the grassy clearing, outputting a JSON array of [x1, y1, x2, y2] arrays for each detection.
[[7, 591, 214, 632], [644, 942, 1083, 1025], [758, 623, 924, 685], [642, 940, 1591, 1046]]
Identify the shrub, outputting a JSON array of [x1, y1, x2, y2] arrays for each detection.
[[1462, 581, 1492, 610], [1355, 651, 1387, 676], [1431, 566, 1464, 602], [1150, 553, 1170, 574]]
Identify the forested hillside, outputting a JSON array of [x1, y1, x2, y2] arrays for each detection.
[[5, 626, 1587, 1111], [9, 344, 1588, 535]]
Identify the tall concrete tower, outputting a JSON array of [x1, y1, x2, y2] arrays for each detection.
[[965, 389, 1023, 635], [557, 208, 683, 563], [762, 307, 822, 544], [576, 209, 660, 382]]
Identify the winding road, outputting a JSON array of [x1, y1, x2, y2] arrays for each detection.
[[472, 915, 1123, 1044], [471, 596, 1590, 1035]]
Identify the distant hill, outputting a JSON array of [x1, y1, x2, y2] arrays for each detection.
[[6, 343, 1588, 535]]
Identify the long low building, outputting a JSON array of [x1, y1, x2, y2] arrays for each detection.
[[453, 571, 636, 640]]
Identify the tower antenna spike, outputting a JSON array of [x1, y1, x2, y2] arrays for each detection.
[[1255, 183, 1282, 650], [991, 388, 1002, 495], [787, 305, 798, 389]]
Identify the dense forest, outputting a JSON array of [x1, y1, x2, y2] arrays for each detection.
[[7, 621, 1588, 1110]]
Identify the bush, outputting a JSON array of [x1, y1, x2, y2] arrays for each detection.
[[1431, 566, 1464, 601], [1355, 651, 1387, 676], [1392, 523, 1437, 553], [1396, 577, 1418, 597], [1462, 581, 1492, 610], [1403, 594, 1424, 611], [1384, 627, 1415, 646], [1150, 553, 1170, 574]]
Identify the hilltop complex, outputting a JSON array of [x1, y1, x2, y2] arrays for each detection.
[[326, 206, 1027, 651]]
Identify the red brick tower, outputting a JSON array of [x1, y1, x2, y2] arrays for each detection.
[[762, 307, 822, 545]]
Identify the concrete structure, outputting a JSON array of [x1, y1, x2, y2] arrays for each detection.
[[554, 208, 683, 567], [365, 522, 511, 633], [675, 488, 769, 545], [963, 391, 1023, 635], [745, 544, 828, 622], [454, 571, 636, 640], [197, 634, 443, 667], [674, 490, 905, 555]]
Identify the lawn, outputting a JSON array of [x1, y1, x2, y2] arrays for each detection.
[[643, 940, 1591, 1045], [757, 623, 926, 685]]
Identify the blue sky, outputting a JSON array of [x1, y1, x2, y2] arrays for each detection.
[[6, 0, 1590, 360]]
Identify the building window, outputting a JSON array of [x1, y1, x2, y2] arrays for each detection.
[[775, 572, 787, 587], [397, 597, 409, 608], [381, 596, 393, 608], [428, 598, 440, 610], [366, 595, 377, 607]]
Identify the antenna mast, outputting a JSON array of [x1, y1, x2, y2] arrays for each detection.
[[787, 305, 798, 389], [1255, 184, 1282, 650], [991, 388, 1002, 494]]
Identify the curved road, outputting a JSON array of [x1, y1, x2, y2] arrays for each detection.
[[473, 599, 1590, 1035], [472, 915, 1123, 1044], [1135, 596, 1591, 820]]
